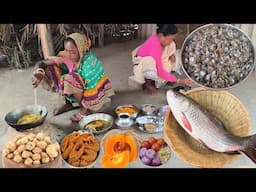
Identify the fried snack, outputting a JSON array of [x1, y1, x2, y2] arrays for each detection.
[[26, 142, 36, 151], [24, 158, 33, 166], [80, 133, 94, 141], [32, 138, 39, 143], [68, 142, 85, 162], [13, 150, 21, 156], [70, 160, 80, 167], [40, 152, 48, 159], [84, 140, 100, 152], [36, 141, 47, 150], [41, 157, 50, 164], [14, 135, 24, 142], [32, 153, 41, 161], [33, 160, 41, 165], [32, 147, 42, 154], [3, 148, 10, 157], [13, 155, 23, 163], [62, 142, 74, 160], [44, 136, 51, 144], [81, 149, 97, 162], [3, 132, 60, 167], [6, 142, 17, 152], [21, 151, 32, 159], [16, 137, 28, 146], [46, 144, 59, 158], [16, 145, 26, 153], [69, 133, 81, 144], [80, 159, 90, 167], [36, 133, 46, 141], [7, 153, 14, 159], [61, 136, 69, 153], [27, 133, 35, 141], [61, 132, 99, 167], [10, 142, 17, 152]]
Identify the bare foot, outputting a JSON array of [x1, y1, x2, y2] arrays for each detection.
[[53, 101, 75, 116], [70, 109, 89, 122], [144, 84, 159, 95]]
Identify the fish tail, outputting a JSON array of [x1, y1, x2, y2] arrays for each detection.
[[241, 134, 256, 164]]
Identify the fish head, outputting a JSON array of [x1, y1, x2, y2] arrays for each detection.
[[166, 89, 193, 133], [166, 89, 191, 113]]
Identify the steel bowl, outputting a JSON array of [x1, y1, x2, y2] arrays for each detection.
[[180, 23, 256, 90], [4, 105, 48, 132], [115, 104, 139, 119], [79, 113, 114, 134], [136, 115, 163, 133], [60, 131, 100, 168], [141, 104, 158, 116]]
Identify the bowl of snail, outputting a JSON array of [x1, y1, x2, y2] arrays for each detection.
[[181, 23, 255, 90], [79, 113, 114, 134]]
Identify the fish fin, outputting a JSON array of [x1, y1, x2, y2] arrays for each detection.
[[181, 112, 192, 132], [242, 147, 256, 164], [241, 134, 256, 163], [224, 151, 241, 155]]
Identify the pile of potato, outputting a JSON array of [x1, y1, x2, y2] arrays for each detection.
[[3, 133, 60, 166]]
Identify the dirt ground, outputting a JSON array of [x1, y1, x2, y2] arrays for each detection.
[[1, 34, 256, 168]]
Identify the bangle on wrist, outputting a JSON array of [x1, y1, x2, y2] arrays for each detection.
[[37, 68, 45, 73], [34, 68, 45, 77]]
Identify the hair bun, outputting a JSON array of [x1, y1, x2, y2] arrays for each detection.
[[157, 24, 164, 30]]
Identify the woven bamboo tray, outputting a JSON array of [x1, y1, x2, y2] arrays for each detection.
[[163, 87, 251, 168]]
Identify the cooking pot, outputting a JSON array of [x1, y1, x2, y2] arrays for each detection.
[[4, 105, 48, 131]]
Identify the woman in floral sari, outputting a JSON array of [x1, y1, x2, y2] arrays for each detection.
[[32, 33, 115, 122]]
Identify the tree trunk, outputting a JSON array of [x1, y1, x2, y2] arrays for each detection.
[[37, 24, 54, 59], [98, 24, 104, 47]]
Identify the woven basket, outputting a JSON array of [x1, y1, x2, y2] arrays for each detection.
[[163, 87, 251, 168]]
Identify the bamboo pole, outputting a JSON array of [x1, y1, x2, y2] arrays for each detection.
[[37, 24, 54, 59]]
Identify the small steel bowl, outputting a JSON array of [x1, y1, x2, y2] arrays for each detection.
[[136, 116, 162, 133], [141, 104, 158, 116], [4, 105, 48, 132], [79, 113, 114, 134], [115, 104, 139, 119]]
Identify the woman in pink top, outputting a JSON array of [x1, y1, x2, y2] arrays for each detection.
[[132, 24, 192, 94]]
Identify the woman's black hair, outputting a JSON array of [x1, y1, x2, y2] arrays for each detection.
[[156, 24, 178, 36], [64, 37, 77, 48]]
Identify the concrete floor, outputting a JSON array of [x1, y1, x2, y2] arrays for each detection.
[[0, 38, 256, 168]]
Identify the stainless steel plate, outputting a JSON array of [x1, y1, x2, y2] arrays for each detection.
[[79, 113, 114, 134], [136, 116, 163, 133]]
